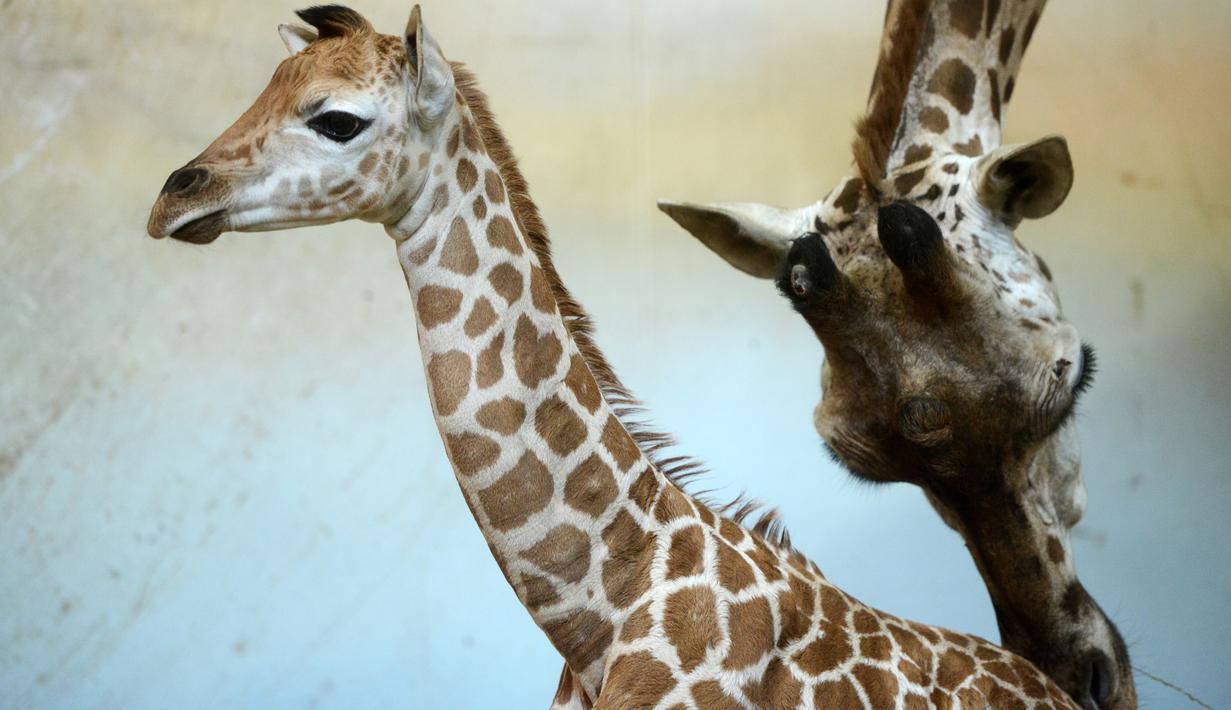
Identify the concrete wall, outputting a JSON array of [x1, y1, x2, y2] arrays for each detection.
[[2, 1, 1228, 707]]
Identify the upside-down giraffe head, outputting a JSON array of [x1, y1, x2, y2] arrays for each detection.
[[658, 1, 1135, 708]]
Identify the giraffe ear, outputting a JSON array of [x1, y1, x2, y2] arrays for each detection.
[[277, 23, 316, 56], [974, 135, 1074, 221], [405, 5, 455, 127], [657, 200, 808, 279]]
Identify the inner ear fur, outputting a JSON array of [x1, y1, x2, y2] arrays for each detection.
[[975, 135, 1074, 221]]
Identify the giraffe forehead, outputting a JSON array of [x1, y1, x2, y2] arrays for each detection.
[[267, 33, 406, 107], [818, 161, 1063, 322]]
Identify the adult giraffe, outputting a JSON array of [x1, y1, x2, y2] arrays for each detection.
[[658, 1, 1134, 708], [148, 4, 1083, 708]]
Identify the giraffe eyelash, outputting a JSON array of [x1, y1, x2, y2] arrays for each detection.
[[1073, 343, 1097, 397]]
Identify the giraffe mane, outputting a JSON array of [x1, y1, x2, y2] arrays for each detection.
[[451, 62, 790, 549], [852, 0, 933, 196]]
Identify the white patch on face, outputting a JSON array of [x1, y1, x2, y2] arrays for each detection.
[[1030, 419, 1086, 529], [224, 80, 420, 232]]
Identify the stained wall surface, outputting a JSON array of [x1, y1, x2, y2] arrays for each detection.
[[2, 2, 1229, 708]]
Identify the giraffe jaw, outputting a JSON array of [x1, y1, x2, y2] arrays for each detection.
[[168, 209, 228, 244]]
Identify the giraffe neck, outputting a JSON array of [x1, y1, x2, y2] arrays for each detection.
[[884, 0, 1046, 172], [387, 104, 663, 692]]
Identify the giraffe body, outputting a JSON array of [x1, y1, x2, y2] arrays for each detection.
[[146, 4, 1082, 708]]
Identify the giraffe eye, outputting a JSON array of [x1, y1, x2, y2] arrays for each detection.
[[307, 110, 370, 143]]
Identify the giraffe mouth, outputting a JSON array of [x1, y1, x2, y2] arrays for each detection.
[[170, 209, 228, 244]]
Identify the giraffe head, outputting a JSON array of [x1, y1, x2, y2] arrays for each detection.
[[147, 4, 453, 244], [661, 135, 1134, 708]]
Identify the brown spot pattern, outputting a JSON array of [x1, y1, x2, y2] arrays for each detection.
[[415, 285, 462, 330], [534, 395, 586, 456], [486, 215, 522, 254], [521, 573, 559, 611], [793, 623, 852, 675], [512, 315, 563, 389], [723, 596, 774, 670], [666, 525, 705, 579], [456, 158, 478, 193], [716, 542, 756, 594], [427, 350, 470, 416], [475, 397, 525, 435], [929, 58, 978, 114], [852, 662, 899, 707], [833, 177, 864, 213], [463, 297, 497, 338], [894, 168, 927, 194], [1000, 27, 1016, 64], [544, 610, 612, 673], [663, 586, 719, 672], [620, 601, 653, 642], [955, 135, 984, 156], [563, 454, 617, 517], [478, 451, 552, 531], [446, 126, 460, 157], [904, 144, 933, 164], [652, 485, 693, 524], [690, 681, 743, 710], [563, 355, 601, 413], [919, 105, 950, 133], [627, 468, 659, 513], [1047, 536, 1066, 564], [484, 169, 505, 203], [601, 415, 641, 471], [989, 68, 1002, 122], [937, 648, 977, 691], [744, 657, 803, 709], [813, 676, 861, 707], [429, 184, 450, 216], [462, 118, 481, 153], [445, 431, 500, 476], [600, 652, 675, 709], [601, 510, 654, 608], [777, 578, 813, 645], [488, 263, 524, 303], [475, 331, 505, 389], [521, 524, 590, 583], [950, 0, 983, 38], [440, 217, 478, 275], [529, 267, 554, 313]]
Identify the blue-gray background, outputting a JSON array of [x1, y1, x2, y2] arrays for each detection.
[[2, 1, 1228, 708]]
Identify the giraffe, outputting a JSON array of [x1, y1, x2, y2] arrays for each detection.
[[657, 1, 1135, 708], [146, 5, 1084, 708]]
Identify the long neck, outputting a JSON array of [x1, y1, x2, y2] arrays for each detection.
[[883, 0, 1046, 171], [388, 103, 662, 691]]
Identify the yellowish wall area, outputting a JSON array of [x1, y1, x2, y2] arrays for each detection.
[[2, 2, 1228, 707]]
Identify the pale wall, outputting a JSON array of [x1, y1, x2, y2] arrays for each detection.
[[2, 1, 1229, 708]]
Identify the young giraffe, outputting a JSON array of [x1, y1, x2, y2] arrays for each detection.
[[146, 5, 1082, 708], [659, 1, 1135, 708]]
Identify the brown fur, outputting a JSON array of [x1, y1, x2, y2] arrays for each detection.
[[853, 0, 933, 195], [451, 63, 792, 548]]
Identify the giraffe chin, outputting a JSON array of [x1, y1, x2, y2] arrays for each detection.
[[169, 210, 227, 244]]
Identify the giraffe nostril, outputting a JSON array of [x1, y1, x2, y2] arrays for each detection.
[[161, 167, 211, 197], [1079, 650, 1116, 708]]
